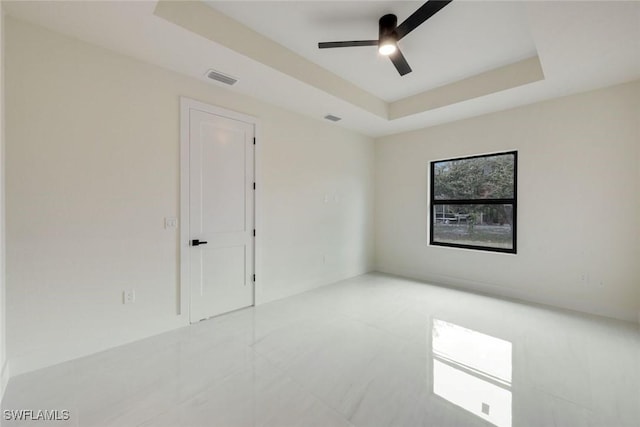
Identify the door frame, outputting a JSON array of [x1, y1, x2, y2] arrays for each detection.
[[179, 97, 260, 320]]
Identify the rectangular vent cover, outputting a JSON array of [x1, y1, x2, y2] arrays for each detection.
[[324, 114, 342, 122], [206, 69, 238, 86]]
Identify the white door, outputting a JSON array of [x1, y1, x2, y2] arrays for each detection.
[[188, 107, 254, 322]]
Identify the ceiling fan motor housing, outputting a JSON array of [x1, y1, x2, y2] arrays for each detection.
[[379, 14, 398, 44]]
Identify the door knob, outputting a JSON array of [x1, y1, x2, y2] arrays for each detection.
[[191, 239, 208, 246]]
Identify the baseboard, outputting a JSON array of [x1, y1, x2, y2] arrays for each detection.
[[375, 268, 639, 324], [10, 318, 188, 377], [256, 267, 374, 306], [0, 360, 9, 403]]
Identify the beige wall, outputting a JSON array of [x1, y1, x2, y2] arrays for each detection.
[[375, 80, 640, 322], [5, 18, 375, 375], [0, 2, 8, 399]]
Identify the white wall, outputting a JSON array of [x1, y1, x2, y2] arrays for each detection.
[[376, 80, 640, 322], [0, 2, 8, 399], [5, 18, 374, 375]]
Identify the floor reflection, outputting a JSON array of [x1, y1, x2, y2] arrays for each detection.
[[432, 319, 513, 427]]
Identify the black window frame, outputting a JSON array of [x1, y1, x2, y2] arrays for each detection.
[[429, 151, 518, 254]]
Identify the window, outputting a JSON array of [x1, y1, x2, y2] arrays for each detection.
[[430, 151, 517, 253]]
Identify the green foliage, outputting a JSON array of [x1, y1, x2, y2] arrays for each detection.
[[433, 154, 515, 233], [433, 154, 514, 200]]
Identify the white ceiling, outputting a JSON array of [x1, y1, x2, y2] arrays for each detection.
[[4, 1, 640, 137], [209, 1, 538, 102]]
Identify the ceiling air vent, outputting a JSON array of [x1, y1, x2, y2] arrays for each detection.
[[206, 69, 238, 86], [324, 114, 342, 122]]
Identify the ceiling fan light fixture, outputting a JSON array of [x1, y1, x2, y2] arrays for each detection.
[[378, 40, 397, 56]]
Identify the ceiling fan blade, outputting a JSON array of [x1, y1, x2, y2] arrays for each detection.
[[389, 49, 412, 76], [396, 0, 453, 40], [318, 40, 378, 49]]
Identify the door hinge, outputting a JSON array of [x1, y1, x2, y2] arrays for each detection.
[[253, 182, 256, 190], [253, 274, 256, 282], [253, 229, 256, 237], [253, 137, 256, 145]]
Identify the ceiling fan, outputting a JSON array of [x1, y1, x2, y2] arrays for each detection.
[[318, 0, 453, 76]]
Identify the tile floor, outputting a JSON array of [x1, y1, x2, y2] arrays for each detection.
[[2, 274, 639, 426]]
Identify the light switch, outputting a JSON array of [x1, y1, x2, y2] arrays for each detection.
[[123, 290, 136, 304]]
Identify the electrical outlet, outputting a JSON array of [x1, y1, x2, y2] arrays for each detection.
[[165, 217, 178, 229], [123, 290, 136, 304]]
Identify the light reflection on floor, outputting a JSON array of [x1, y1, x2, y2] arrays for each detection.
[[432, 319, 512, 427]]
